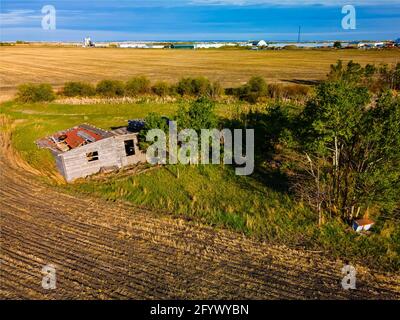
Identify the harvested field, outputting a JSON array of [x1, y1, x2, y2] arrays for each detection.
[[1, 46, 399, 101], [1, 118, 399, 299]]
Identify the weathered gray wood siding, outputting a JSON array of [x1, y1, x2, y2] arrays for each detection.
[[60, 133, 146, 182], [55, 154, 66, 178]]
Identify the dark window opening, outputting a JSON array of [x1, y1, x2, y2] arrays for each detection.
[[124, 140, 135, 156], [86, 151, 99, 162]]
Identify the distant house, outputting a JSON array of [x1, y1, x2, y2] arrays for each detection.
[[83, 37, 94, 47], [352, 218, 375, 233], [251, 40, 267, 49], [36, 123, 146, 182], [119, 43, 149, 48], [373, 42, 385, 48]]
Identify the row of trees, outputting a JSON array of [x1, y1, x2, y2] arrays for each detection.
[[62, 76, 223, 99], [328, 60, 400, 91], [16, 76, 310, 103]]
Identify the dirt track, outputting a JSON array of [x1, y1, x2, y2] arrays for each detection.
[[0, 121, 399, 299]]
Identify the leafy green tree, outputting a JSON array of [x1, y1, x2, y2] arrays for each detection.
[[96, 80, 125, 97], [63, 81, 96, 97], [293, 81, 400, 223], [152, 81, 171, 96], [17, 83, 56, 102], [236, 76, 268, 103], [125, 76, 151, 96], [138, 112, 169, 149], [333, 41, 342, 49], [175, 97, 218, 131]]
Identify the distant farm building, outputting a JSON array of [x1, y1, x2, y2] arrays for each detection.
[[251, 40, 267, 49], [119, 43, 149, 48], [37, 123, 146, 182], [83, 37, 94, 47], [171, 44, 195, 49], [352, 219, 375, 233], [119, 43, 165, 49]]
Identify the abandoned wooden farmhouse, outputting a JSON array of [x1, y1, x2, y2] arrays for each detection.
[[36, 122, 146, 182]]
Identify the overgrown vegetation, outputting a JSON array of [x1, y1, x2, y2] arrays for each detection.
[[16, 83, 56, 103], [96, 79, 125, 97], [125, 76, 151, 96], [63, 81, 96, 97], [328, 60, 400, 91]]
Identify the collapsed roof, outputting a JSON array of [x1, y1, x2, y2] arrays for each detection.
[[36, 120, 150, 154], [36, 124, 114, 154]]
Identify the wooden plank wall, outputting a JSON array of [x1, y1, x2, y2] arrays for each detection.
[[60, 133, 146, 182]]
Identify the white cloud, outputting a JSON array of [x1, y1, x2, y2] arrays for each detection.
[[0, 10, 41, 26]]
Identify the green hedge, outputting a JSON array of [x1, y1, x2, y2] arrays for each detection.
[[16, 83, 56, 103], [63, 81, 96, 97], [96, 80, 125, 97]]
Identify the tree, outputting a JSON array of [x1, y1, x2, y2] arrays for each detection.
[[333, 41, 342, 49], [236, 76, 268, 103], [293, 82, 400, 223], [175, 97, 218, 132]]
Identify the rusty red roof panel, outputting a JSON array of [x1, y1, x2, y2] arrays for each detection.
[[59, 128, 103, 149]]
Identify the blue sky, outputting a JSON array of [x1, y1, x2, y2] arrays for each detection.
[[1, 0, 399, 41]]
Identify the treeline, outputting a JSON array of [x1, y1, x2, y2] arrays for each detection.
[[328, 60, 400, 91], [15, 61, 400, 104], [16, 76, 224, 103], [16, 76, 310, 103]]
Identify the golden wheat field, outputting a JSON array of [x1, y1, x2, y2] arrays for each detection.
[[1, 46, 399, 101], [1, 46, 400, 299]]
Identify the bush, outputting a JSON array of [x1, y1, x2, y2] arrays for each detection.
[[125, 76, 151, 96], [268, 84, 310, 100], [209, 81, 224, 99], [16, 83, 56, 103], [235, 76, 268, 103], [96, 80, 125, 97], [284, 84, 310, 99], [152, 81, 170, 96], [63, 81, 96, 97], [175, 77, 220, 98], [175, 77, 193, 96]]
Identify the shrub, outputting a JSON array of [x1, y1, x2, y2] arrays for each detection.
[[283, 84, 310, 99], [175, 77, 219, 98], [191, 77, 212, 96], [16, 83, 56, 103], [176, 78, 192, 96], [63, 81, 96, 97], [267, 83, 285, 99], [209, 81, 224, 99], [125, 76, 151, 96], [175, 97, 218, 131], [152, 81, 170, 96], [96, 80, 125, 97], [235, 76, 268, 103]]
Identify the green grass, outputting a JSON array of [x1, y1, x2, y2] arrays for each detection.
[[1, 100, 399, 271]]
